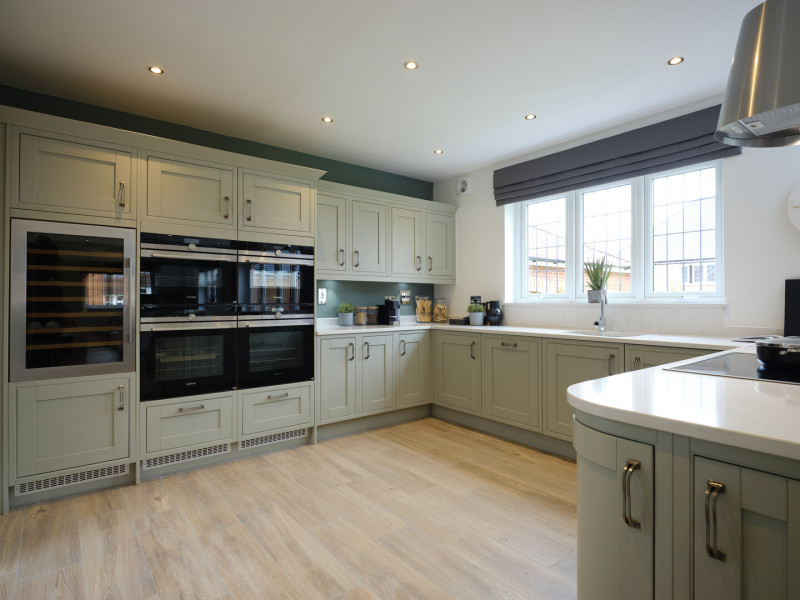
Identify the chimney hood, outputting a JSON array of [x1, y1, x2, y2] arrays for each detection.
[[716, 0, 800, 148]]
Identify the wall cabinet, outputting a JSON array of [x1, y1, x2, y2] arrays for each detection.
[[144, 393, 234, 455], [574, 418, 654, 600], [13, 376, 131, 478], [351, 199, 389, 275], [543, 340, 623, 441], [16, 131, 135, 221], [390, 207, 455, 280], [482, 335, 541, 431], [316, 192, 348, 271], [693, 457, 800, 599], [239, 170, 313, 237], [240, 383, 312, 438], [626, 344, 708, 371], [433, 331, 481, 415], [395, 331, 429, 408], [424, 211, 455, 279]]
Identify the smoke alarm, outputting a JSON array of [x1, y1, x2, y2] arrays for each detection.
[[456, 177, 471, 196]]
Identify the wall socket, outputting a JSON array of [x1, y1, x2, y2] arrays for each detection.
[[318, 288, 327, 304], [384, 295, 396, 301]]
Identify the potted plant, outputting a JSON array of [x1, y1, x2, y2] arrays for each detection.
[[467, 302, 485, 325], [337, 302, 355, 326], [584, 258, 611, 303]]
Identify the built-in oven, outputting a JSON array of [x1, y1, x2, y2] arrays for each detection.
[[140, 233, 237, 320], [236, 319, 314, 390], [140, 321, 237, 401], [237, 241, 314, 318]]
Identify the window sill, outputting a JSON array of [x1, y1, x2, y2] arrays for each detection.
[[508, 299, 728, 308]]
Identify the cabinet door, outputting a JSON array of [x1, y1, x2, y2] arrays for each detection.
[[433, 332, 481, 414], [351, 199, 387, 275], [360, 334, 394, 414], [16, 377, 130, 477], [693, 457, 800, 600], [145, 395, 233, 453], [146, 156, 234, 227], [396, 332, 429, 408], [241, 384, 311, 436], [425, 212, 455, 278], [544, 341, 622, 440], [316, 193, 348, 272], [241, 171, 312, 235], [626, 345, 708, 371], [318, 337, 357, 422], [482, 336, 541, 430], [19, 134, 133, 219], [574, 419, 654, 600], [391, 206, 424, 276]]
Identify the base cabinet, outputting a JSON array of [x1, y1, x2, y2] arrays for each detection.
[[433, 331, 481, 414], [395, 332, 429, 408], [144, 393, 234, 454], [13, 376, 131, 478], [626, 344, 708, 371], [482, 335, 541, 431], [241, 383, 311, 438]]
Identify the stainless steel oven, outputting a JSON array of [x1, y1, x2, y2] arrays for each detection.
[[140, 233, 237, 320], [236, 319, 314, 390], [140, 321, 237, 401]]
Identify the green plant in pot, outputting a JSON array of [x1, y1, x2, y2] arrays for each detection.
[[584, 258, 611, 303], [467, 302, 485, 326], [337, 302, 354, 326]]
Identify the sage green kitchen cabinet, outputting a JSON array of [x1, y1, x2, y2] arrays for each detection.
[[391, 206, 424, 276], [625, 344, 709, 371], [13, 376, 131, 478], [433, 331, 481, 415], [241, 383, 312, 438], [543, 340, 622, 441], [482, 335, 542, 431], [317, 336, 358, 423], [693, 457, 800, 599], [145, 393, 234, 454], [239, 169, 313, 238], [395, 331, 430, 408], [574, 418, 654, 600], [351, 199, 388, 276], [316, 192, 348, 272], [17, 131, 134, 221], [424, 211, 455, 279], [145, 154, 235, 229], [359, 334, 395, 414]]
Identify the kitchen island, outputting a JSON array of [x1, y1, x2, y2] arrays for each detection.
[[568, 347, 800, 600]]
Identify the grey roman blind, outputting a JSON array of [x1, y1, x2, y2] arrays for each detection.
[[493, 105, 742, 206]]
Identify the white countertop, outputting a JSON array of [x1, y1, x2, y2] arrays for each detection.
[[568, 347, 800, 461]]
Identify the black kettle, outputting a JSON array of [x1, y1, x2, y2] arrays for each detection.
[[484, 301, 504, 326]]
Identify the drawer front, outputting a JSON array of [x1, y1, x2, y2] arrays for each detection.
[[146, 395, 233, 453], [241, 385, 311, 436]]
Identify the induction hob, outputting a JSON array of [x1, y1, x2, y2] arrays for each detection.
[[666, 352, 800, 385]]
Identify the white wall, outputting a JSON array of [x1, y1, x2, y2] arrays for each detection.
[[434, 106, 800, 337]]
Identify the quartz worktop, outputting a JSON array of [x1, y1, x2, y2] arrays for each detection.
[[568, 346, 800, 461]]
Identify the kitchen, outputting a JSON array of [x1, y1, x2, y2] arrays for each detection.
[[2, 0, 800, 598]]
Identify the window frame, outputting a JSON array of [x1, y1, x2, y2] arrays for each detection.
[[515, 159, 724, 303]]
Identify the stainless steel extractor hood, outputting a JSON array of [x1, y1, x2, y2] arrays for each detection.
[[716, 0, 800, 147]]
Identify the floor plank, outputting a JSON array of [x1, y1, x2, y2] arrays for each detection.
[[0, 508, 24, 576], [16, 498, 79, 581], [12, 564, 84, 600]]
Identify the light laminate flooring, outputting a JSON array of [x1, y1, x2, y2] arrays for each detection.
[[0, 418, 577, 600]]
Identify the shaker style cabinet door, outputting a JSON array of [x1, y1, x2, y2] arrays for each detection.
[[391, 206, 424, 276], [241, 384, 311, 437], [396, 332, 429, 408], [316, 193, 348, 272], [146, 156, 235, 227], [433, 332, 481, 414], [240, 171, 312, 236], [359, 334, 394, 415], [424, 212, 455, 278], [482, 336, 541, 430], [145, 394, 233, 454], [625, 345, 708, 371], [351, 199, 388, 275], [318, 337, 358, 423], [18, 133, 134, 219]]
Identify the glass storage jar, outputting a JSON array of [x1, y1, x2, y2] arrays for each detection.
[[367, 306, 379, 324], [432, 298, 448, 323], [416, 296, 431, 323], [354, 306, 368, 325]]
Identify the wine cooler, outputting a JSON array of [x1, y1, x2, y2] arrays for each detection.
[[10, 219, 136, 381]]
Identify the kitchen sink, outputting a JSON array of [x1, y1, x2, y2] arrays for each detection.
[[565, 330, 643, 338]]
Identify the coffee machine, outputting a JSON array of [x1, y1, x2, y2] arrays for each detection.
[[378, 299, 401, 325]]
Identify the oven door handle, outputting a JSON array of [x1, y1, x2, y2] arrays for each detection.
[[140, 321, 237, 332], [238, 256, 314, 267], [141, 249, 238, 262], [239, 319, 315, 328]]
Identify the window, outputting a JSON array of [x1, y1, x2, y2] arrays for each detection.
[[517, 161, 722, 302]]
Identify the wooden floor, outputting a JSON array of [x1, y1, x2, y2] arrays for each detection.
[[0, 418, 577, 600]]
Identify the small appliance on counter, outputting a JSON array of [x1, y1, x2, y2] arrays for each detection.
[[786, 279, 800, 336], [484, 300, 504, 326], [378, 299, 401, 325]]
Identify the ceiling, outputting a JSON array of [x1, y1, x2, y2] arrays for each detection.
[[0, 0, 762, 183]]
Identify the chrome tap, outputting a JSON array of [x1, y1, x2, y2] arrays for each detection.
[[593, 294, 606, 332]]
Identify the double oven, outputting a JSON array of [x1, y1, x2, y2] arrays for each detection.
[[139, 233, 314, 401]]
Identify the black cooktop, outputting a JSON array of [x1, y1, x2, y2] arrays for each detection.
[[666, 352, 800, 385]]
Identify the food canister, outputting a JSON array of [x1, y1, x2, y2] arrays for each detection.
[[432, 298, 448, 323], [367, 306, 379, 324], [416, 296, 431, 323], [354, 306, 368, 325]]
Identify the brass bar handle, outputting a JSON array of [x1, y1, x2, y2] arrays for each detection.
[[500, 341, 518, 348], [266, 393, 289, 400], [118, 181, 126, 207], [223, 195, 230, 219], [622, 459, 641, 528], [400, 338, 406, 356], [353, 250, 360, 268], [608, 353, 615, 376], [416, 256, 422, 271], [364, 341, 370, 360], [338, 249, 345, 266], [117, 384, 125, 411], [705, 480, 726, 561], [246, 198, 253, 221], [470, 341, 476, 360], [427, 256, 433, 272], [178, 404, 205, 413], [633, 356, 641, 369], [348, 342, 355, 361]]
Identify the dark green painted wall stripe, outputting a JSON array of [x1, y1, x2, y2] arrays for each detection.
[[0, 85, 434, 200]]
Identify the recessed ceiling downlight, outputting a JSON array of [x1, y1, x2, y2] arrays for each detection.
[[667, 56, 684, 66], [524, 113, 537, 121], [433, 149, 444, 155], [148, 66, 164, 74], [404, 60, 419, 70], [321, 116, 333, 124]]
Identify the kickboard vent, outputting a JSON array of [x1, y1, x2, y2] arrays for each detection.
[[16, 464, 130, 496], [144, 443, 230, 470], [239, 428, 307, 450]]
